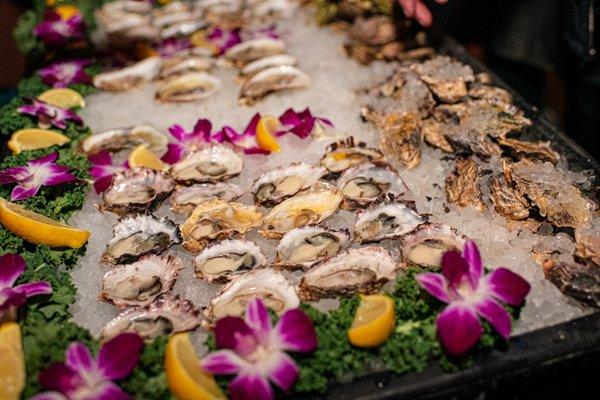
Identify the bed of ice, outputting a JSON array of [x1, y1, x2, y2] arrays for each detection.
[[70, 9, 591, 342]]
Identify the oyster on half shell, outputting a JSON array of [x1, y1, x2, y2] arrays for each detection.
[[170, 182, 244, 214], [156, 72, 222, 103], [400, 223, 466, 268], [320, 136, 384, 177], [239, 65, 311, 105], [94, 57, 162, 91], [194, 239, 266, 282], [81, 125, 167, 155], [298, 246, 397, 301], [160, 54, 213, 79], [170, 145, 243, 184], [101, 214, 181, 265], [225, 38, 286, 64], [354, 201, 424, 243], [241, 54, 298, 77], [100, 254, 183, 307]]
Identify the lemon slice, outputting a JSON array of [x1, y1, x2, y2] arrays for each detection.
[[37, 88, 85, 109], [347, 294, 395, 348], [55, 4, 80, 19], [0, 322, 25, 400], [7, 129, 71, 155], [256, 116, 282, 152], [165, 333, 225, 400], [128, 144, 166, 171], [0, 199, 90, 248]]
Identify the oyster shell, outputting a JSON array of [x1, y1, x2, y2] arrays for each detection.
[[348, 15, 397, 46], [170, 182, 244, 214], [298, 246, 397, 301], [337, 162, 408, 209], [261, 182, 343, 239], [575, 221, 600, 266], [468, 84, 512, 104], [170, 145, 243, 184], [100, 168, 175, 216], [207, 268, 299, 320], [224, 38, 286, 64], [180, 198, 263, 252], [251, 162, 327, 206], [194, 239, 266, 282], [543, 260, 600, 308], [100, 294, 201, 341], [320, 136, 385, 176], [160, 20, 207, 39], [354, 201, 424, 243], [411, 55, 475, 103], [489, 173, 530, 220], [239, 65, 311, 105], [81, 125, 167, 155], [156, 72, 222, 103], [94, 57, 162, 91], [400, 223, 466, 268], [274, 226, 351, 270], [101, 214, 181, 265], [241, 54, 298, 77], [100, 254, 183, 307], [160, 55, 213, 79], [498, 138, 560, 164], [445, 156, 486, 212]]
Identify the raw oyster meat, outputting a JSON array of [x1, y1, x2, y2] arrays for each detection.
[[251, 162, 326, 206], [241, 54, 298, 77], [575, 221, 600, 266], [274, 226, 351, 270], [180, 198, 263, 252], [101, 214, 181, 265], [156, 72, 222, 103], [411, 55, 475, 103], [239, 65, 311, 105], [445, 157, 486, 212], [489, 173, 530, 220], [399, 223, 466, 268], [194, 239, 266, 282], [93, 57, 162, 91], [170, 182, 244, 214], [543, 260, 600, 308], [354, 201, 424, 243], [100, 168, 175, 216], [498, 137, 560, 164], [298, 246, 397, 301], [320, 136, 384, 176], [160, 54, 213, 79], [207, 268, 299, 320], [225, 38, 286, 64], [170, 145, 243, 184], [100, 294, 201, 341], [81, 125, 167, 155], [100, 254, 183, 307], [337, 162, 409, 209], [261, 182, 343, 239]]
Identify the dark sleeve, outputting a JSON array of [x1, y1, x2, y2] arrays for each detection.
[[564, 0, 598, 64]]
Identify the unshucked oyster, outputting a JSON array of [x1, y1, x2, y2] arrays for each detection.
[[101, 214, 181, 265], [100, 254, 183, 307], [81, 125, 167, 155], [170, 145, 243, 184], [170, 182, 244, 214], [354, 201, 424, 243], [320, 136, 384, 176], [400, 223, 466, 268], [411, 55, 475, 103], [298, 246, 397, 301], [251, 163, 326, 206], [194, 239, 266, 281], [543, 260, 600, 308], [445, 156, 486, 212]]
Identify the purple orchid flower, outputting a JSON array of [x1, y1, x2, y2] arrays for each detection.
[[202, 298, 317, 400], [38, 59, 93, 88], [33, 10, 85, 47], [207, 27, 242, 55], [276, 108, 333, 139], [242, 24, 280, 41], [88, 151, 128, 194], [155, 37, 192, 58], [18, 98, 83, 130], [31, 333, 143, 400], [161, 119, 222, 164], [0, 253, 52, 322], [0, 153, 78, 201], [416, 240, 531, 356], [219, 113, 270, 155]]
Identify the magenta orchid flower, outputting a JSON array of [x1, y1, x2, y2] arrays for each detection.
[[155, 37, 192, 58], [202, 298, 317, 400], [18, 98, 82, 130], [242, 24, 280, 40], [88, 151, 128, 194], [38, 59, 93, 88], [0, 253, 52, 322], [219, 113, 269, 155], [161, 119, 222, 164], [416, 240, 531, 356], [276, 108, 333, 139], [0, 153, 78, 201], [207, 27, 242, 55], [33, 10, 85, 47], [31, 333, 143, 400]]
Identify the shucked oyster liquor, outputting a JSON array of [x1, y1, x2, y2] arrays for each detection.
[[298, 246, 397, 301], [101, 214, 181, 265], [320, 136, 385, 177], [194, 239, 266, 282], [170, 145, 243, 184], [100, 254, 183, 307], [354, 200, 424, 243], [81, 125, 167, 155], [399, 223, 466, 269], [170, 182, 244, 214]]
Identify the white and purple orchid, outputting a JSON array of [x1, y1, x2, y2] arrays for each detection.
[[155, 37, 192, 58], [276, 108, 333, 139], [161, 119, 221, 164], [202, 298, 317, 400], [219, 113, 270, 155], [0, 253, 52, 322], [18, 98, 83, 130], [33, 10, 86, 47], [0, 153, 78, 201], [207, 27, 242, 55], [88, 151, 128, 194], [416, 240, 531, 356], [32, 333, 143, 400], [38, 59, 93, 88]]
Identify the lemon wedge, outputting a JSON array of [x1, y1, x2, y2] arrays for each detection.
[[165, 333, 225, 400], [7, 129, 71, 155], [0, 199, 90, 248], [0, 322, 25, 400], [55, 4, 80, 19], [37, 88, 85, 109], [256, 116, 281, 152], [347, 294, 395, 348], [128, 144, 167, 171]]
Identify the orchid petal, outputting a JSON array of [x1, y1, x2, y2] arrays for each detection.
[[463, 240, 483, 287], [0, 288, 26, 313], [168, 124, 187, 142], [436, 304, 482, 356], [475, 298, 512, 339], [214, 316, 257, 356], [30, 152, 59, 166], [484, 267, 531, 306], [12, 281, 52, 298], [38, 362, 82, 394], [93, 175, 114, 194], [88, 150, 112, 166], [0, 167, 29, 184], [201, 349, 247, 375], [0, 253, 26, 287], [94, 381, 131, 400], [264, 351, 299, 391], [273, 309, 317, 353], [245, 298, 272, 337], [65, 342, 96, 373], [11, 185, 40, 201], [98, 333, 143, 380], [192, 119, 212, 142], [441, 251, 470, 287], [30, 391, 69, 400], [415, 272, 451, 303], [230, 373, 274, 400]]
